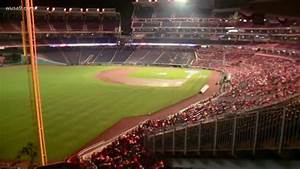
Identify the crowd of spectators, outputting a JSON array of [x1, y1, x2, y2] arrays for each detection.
[[69, 124, 165, 169], [73, 45, 300, 168], [188, 46, 298, 119]]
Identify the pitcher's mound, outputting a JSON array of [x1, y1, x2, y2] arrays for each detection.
[[96, 67, 187, 87]]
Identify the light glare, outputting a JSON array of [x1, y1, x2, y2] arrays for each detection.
[[175, 0, 188, 3]]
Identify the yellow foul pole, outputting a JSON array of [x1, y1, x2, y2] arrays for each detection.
[[23, 0, 48, 165]]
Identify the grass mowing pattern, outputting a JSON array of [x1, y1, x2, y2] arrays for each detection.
[[0, 65, 212, 161], [0, 66, 37, 161]]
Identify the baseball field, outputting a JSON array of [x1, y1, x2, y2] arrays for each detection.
[[0, 65, 212, 161]]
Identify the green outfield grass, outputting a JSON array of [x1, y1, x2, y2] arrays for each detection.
[[0, 65, 212, 161]]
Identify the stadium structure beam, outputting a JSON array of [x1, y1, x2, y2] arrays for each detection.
[[23, 0, 48, 165], [21, 0, 27, 64]]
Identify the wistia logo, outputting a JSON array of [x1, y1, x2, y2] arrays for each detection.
[[5, 6, 33, 11]]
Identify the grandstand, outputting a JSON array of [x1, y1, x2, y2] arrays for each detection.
[[0, 0, 300, 169], [130, 0, 300, 44], [37, 46, 195, 66], [0, 7, 121, 33]]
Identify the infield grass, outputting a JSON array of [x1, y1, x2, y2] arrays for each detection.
[[0, 65, 212, 161], [128, 67, 192, 79]]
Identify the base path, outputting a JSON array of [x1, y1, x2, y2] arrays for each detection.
[[97, 67, 187, 87], [73, 70, 222, 159]]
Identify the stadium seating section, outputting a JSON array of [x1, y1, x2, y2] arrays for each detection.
[[38, 47, 196, 66], [0, 7, 120, 33], [130, 2, 300, 43]]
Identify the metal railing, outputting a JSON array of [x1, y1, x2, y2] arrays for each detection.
[[145, 95, 300, 157]]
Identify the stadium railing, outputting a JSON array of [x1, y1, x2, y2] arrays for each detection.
[[145, 95, 300, 158]]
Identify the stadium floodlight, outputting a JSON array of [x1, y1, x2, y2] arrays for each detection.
[[127, 42, 197, 47], [175, 0, 188, 4], [49, 43, 118, 47]]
